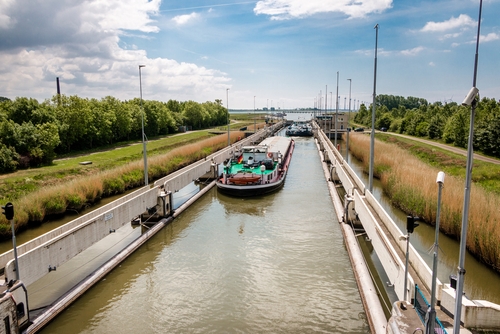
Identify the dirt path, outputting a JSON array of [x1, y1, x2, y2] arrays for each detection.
[[387, 132, 500, 165]]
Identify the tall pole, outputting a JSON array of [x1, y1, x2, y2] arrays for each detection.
[[227, 88, 230, 146], [254, 95, 256, 132], [335, 71, 339, 147], [325, 85, 328, 138], [347, 79, 352, 162], [369, 24, 379, 193], [453, 1, 482, 332], [139, 65, 148, 186], [427, 172, 445, 334]]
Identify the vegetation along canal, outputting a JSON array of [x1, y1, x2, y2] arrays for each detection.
[[3, 116, 499, 331], [38, 135, 370, 333], [341, 135, 500, 306]]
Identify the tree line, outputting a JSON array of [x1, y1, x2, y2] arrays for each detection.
[[0, 95, 228, 173], [354, 94, 500, 157]]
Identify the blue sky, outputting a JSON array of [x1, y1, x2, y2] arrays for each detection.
[[0, 0, 498, 109]]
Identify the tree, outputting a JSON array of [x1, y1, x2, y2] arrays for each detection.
[[0, 143, 18, 173], [182, 101, 206, 129], [427, 114, 445, 139], [442, 109, 468, 147], [54, 95, 92, 152]]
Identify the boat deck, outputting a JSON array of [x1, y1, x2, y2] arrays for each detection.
[[259, 136, 292, 154]]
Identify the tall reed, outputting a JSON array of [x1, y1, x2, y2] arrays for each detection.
[[348, 133, 500, 271], [0, 132, 244, 238]]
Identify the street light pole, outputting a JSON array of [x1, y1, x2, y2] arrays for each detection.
[[426, 172, 445, 334], [335, 71, 339, 148], [453, 1, 482, 332], [369, 24, 379, 193], [254, 95, 256, 133], [139, 65, 147, 186], [227, 88, 230, 146], [347, 78, 352, 162]]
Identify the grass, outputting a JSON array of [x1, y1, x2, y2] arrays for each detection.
[[0, 131, 215, 202], [377, 134, 500, 194], [348, 133, 500, 272], [0, 130, 245, 239]]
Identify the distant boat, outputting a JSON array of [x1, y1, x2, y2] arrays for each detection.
[[285, 122, 313, 137], [216, 136, 294, 197]]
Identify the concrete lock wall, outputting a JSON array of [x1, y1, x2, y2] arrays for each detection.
[[354, 189, 411, 301], [5, 188, 159, 286], [364, 189, 441, 300], [0, 186, 152, 270]]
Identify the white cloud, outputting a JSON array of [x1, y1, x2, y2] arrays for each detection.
[[0, 0, 230, 103], [0, 0, 15, 29], [429, 62, 435, 66], [480, 32, 500, 42], [400, 46, 424, 56], [442, 32, 462, 39], [254, 0, 393, 20], [172, 12, 199, 25], [421, 14, 476, 32]]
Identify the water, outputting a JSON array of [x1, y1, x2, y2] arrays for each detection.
[[9, 112, 500, 331], [40, 135, 369, 333]]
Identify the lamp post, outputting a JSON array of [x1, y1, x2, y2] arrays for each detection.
[[426, 172, 445, 334], [347, 79, 352, 162], [453, 2, 482, 332], [227, 88, 230, 146], [403, 215, 419, 301], [335, 71, 339, 148], [139, 65, 148, 186], [254, 95, 256, 132], [369, 24, 379, 193]]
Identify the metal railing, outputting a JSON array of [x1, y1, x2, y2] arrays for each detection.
[[414, 284, 447, 334]]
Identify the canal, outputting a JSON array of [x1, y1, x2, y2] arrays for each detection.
[[39, 135, 370, 333], [3, 114, 500, 331]]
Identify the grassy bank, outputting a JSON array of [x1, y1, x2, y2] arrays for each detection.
[[347, 133, 500, 272], [0, 131, 216, 202], [0, 131, 244, 239]]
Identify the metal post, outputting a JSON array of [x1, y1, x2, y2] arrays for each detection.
[[254, 95, 256, 133], [139, 65, 147, 186], [227, 88, 230, 146], [453, 2, 482, 332], [426, 172, 445, 334], [10, 218, 19, 281], [403, 233, 410, 302], [335, 71, 339, 147], [347, 79, 352, 162], [2, 202, 19, 280], [369, 24, 379, 193], [325, 85, 328, 138]]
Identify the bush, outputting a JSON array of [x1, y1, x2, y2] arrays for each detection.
[[0, 144, 19, 173], [103, 176, 126, 195]]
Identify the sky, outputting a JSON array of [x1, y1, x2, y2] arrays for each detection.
[[0, 0, 499, 110]]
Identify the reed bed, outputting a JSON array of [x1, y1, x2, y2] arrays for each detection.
[[348, 133, 500, 271], [0, 132, 244, 238]]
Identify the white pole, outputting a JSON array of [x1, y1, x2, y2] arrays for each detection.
[[139, 65, 147, 186], [369, 24, 379, 193], [453, 2, 482, 331]]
